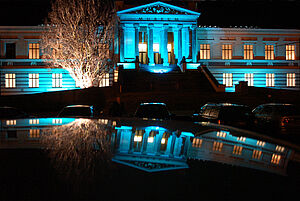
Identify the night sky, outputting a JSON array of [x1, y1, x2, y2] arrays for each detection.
[[0, 0, 299, 29]]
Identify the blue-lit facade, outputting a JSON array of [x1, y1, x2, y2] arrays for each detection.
[[0, 1, 299, 95]]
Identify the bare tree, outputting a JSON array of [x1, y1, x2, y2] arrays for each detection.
[[41, 0, 117, 88]]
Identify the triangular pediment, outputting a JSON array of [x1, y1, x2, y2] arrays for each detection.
[[117, 1, 200, 16]]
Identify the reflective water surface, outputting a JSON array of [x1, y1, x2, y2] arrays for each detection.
[[1, 117, 300, 200]]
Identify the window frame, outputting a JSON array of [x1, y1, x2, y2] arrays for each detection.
[[222, 44, 232, 60], [200, 44, 211, 60], [5, 73, 16, 88], [28, 43, 40, 59], [52, 73, 62, 88], [29, 73, 39, 88]]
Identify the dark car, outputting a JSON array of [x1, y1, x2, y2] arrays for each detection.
[[58, 105, 95, 118], [252, 103, 300, 133], [134, 103, 172, 120], [0, 106, 29, 119], [192, 103, 254, 128]]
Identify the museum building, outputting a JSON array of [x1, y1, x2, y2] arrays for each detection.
[[0, 1, 299, 95]]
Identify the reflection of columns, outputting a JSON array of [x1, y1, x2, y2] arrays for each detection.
[[120, 26, 124, 62], [134, 23, 139, 60], [177, 24, 183, 64], [161, 24, 169, 66], [192, 26, 197, 63], [147, 24, 154, 65]]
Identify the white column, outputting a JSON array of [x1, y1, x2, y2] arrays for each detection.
[[177, 24, 183, 64], [134, 23, 139, 60], [192, 26, 197, 63], [148, 23, 154, 65], [124, 25, 135, 61]]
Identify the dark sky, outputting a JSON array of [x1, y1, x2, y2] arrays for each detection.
[[0, 0, 299, 29]]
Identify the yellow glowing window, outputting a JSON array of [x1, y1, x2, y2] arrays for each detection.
[[29, 119, 39, 125], [244, 73, 254, 86], [167, 44, 172, 52], [29, 129, 40, 139], [153, 43, 159, 52], [265, 45, 274, 60], [52, 73, 62, 88], [237, 136, 246, 142], [266, 73, 275, 87], [5, 73, 16, 88], [286, 45, 295, 60], [223, 73, 233, 87], [148, 136, 154, 143], [99, 73, 109, 87], [29, 43, 40, 59], [275, 145, 285, 153], [216, 131, 227, 138], [256, 140, 265, 147], [200, 44, 210, 59], [287, 73, 295, 87], [271, 154, 281, 165], [222, 44, 232, 60], [114, 69, 118, 82], [138, 43, 147, 52], [244, 44, 254, 60], [213, 141, 223, 152], [29, 73, 39, 88], [134, 135, 142, 142], [6, 120, 16, 125]]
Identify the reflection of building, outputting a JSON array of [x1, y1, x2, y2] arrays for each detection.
[[0, 1, 299, 95], [111, 125, 192, 172], [188, 130, 292, 175]]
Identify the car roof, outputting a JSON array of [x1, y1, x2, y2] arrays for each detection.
[[64, 105, 92, 108], [140, 103, 166, 106]]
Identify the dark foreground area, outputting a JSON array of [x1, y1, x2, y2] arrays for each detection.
[[1, 148, 300, 200]]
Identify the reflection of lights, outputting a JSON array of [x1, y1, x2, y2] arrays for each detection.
[[217, 131, 227, 138], [233, 145, 243, 155], [256, 140, 265, 147], [192, 138, 202, 148], [271, 154, 281, 165], [252, 150, 262, 159], [213, 141, 223, 152], [161, 138, 166, 144], [52, 119, 62, 124], [6, 120, 16, 125], [275, 145, 285, 153], [29, 119, 39, 125], [148, 136, 154, 143], [134, 135, 142, 142], [29, 129, 40, 138], [237, 136, 246, 142]]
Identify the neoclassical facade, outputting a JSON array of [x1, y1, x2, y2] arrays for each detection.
[[0, 1, 299, 95]]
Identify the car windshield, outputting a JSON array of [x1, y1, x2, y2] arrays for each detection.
[[135, 104, 170, 119], [59, 107, 91, 117]]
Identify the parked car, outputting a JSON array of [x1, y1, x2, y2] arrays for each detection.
[[0, 106, 29, 119], [252, 103, 300, 133], [192, 103, 254, 128], [134, 102, 172, 120], [58, 105, 95, 118]]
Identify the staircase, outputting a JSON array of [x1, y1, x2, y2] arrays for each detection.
[[118, 66, 215, 93]]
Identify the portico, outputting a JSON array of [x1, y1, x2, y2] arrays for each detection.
[[117, 1, 200, 71]]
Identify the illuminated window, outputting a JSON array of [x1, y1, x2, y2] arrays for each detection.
[[5, 73, 16, 88], [99, 73, 109, 87], [266, 73, 275, 87], [200, 44, 210, 59], [223, 73, 233, 87], [192, 138, 203, 148], [213, 141, 223, 152], [52, 119, 62, 124], [252, 150, 262, 160], [256, 140, 265, 147], [29, 119, 39, 125], [265, 45, 274, 60], [232, 145, 243, 155], [222, 44, 232, 59], [138, 43, 147, 52], [287, 73, 296, 87], [29, 43, 40, 59], [153, 43, 159, 52], [52, 73, 62, 88], [286, 45, 295, 60], [244, 73, 254, 86], [114, 69, 118, 82], [244, 44, 253, 60], [29, 129, 40, 139], [271, 154, 281, 165], [29, 73, 39, 88], [6, 120, 16, 125], [167, 44, 172, 52]]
